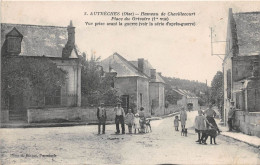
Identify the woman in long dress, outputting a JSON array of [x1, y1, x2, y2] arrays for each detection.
[[139, 107, 146, 133], [180, 107, 187, 129]]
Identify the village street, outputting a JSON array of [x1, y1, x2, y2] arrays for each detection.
[[0, 111, 259, 165]]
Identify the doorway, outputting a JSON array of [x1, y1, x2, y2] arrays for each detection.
[[9, 95, 27, 121], [121, 95, 129, 113]]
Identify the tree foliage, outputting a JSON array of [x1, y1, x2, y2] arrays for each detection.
[[210, 71, 224, 108], [80, 53, 119, 106], [1, 56, 67, 108], [163, 76, 208, 105]]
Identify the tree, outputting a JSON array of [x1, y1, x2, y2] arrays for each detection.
[[210, 71, 224, 109], [1, 56, 67, 108], [80, 53, 119, 106], [162, 75, 208, 105]]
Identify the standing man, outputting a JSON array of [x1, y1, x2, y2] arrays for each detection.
[[180, 107, 187, 129], [228, 100, 236, 132], [97, 103, 107, 134], [114, 102, 125, 134]]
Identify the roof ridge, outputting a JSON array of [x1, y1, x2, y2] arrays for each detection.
[[113, 53, 149, 78], [1, 23, 67, 29], [234, 11, 260, 14]]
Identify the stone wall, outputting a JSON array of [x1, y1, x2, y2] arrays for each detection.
[[149, 83, 165, 116], [55, 59, 81, 107], [232, 56, 259, 82], [27, 107, 115, 123], [187, 98, 199, 110], [234, 110, 260, 137], [165, 104, 182, 115], [137, 77, 150, 117], [0, 110, 9, 123]]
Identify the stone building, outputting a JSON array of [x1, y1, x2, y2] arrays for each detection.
[[223, 9, 260, 137], [1, 22, 81, 122], [101, 53, 166, 117], [131, 59, 166, 116], [172, 88, 199, 111]]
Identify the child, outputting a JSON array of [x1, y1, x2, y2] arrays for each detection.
[[194, 110, 212, 144], [133, 113, 141, 134], [125, 109, 135, 134], [174, 116, 179, 131]]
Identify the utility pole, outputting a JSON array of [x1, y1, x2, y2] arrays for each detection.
[[206, 79, 209, 106]]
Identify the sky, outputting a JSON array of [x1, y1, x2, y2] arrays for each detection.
[[1, 1, 260, 84]]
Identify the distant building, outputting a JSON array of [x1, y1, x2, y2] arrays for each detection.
[[1, 22, 81, 122], [101, 53, 166, 116], [172, 88, 199, 111], [223, 9, 260, 137]]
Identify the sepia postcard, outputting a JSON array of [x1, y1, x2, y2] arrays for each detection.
[[0, 1, 260, 164]]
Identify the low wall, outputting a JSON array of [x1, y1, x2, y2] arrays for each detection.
[[234, 111, 260, 137], [0, 110, 9, 123], [27, 105, 183, 123], [27, 107, 115, 123], [164, 104, 182, 116]]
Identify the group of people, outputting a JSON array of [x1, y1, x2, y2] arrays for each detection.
[[173, 104, 223, 145], [97, 102, 147, 135], [173, 107, 187, 131]]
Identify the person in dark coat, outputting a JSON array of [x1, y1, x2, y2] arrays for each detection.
[[204, 104, 220, 133], [97, 103, 107, 134], [228, 101, 236, 132], [194, 110, 212, 144]]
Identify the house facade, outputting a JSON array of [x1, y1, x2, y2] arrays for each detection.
[[223, 9, 260, 137], [172, 88, 199, 111], [131, 59, 166, 116], [1, 22, 81, 122], [101, 53, 166, 117]]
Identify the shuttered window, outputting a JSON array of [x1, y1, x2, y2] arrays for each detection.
[[7, 37, 21, 53]]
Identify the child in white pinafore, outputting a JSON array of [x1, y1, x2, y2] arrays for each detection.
[[133, 113, 141, 134], [174, 116, 180, 131]]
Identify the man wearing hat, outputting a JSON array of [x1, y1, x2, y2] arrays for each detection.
[[97, 103, 107, 134], [114, 102, 125, 134], [227, 100, 236, 132]]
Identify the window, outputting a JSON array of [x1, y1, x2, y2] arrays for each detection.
[[121, 95, 129, 112], [7, 37, 21, 53], [6, 27, 23, 55], [140, 93, 143, 107], [227, 69, 232, 99], [235, 92, 243, 110], [45, 88, 61, 106]]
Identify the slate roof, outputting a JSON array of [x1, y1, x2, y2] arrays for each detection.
[[101, 53, 147, 78], [1, 23, 78, 58], [232, 12, 260, 56], [172, 88, 197, 98], [130, 60, 165, 84]]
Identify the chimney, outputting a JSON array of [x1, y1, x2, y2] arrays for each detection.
[[138, 58, 144, 73], [62, 20, 75, 58], [68, 20, 75, 45], [158, 72, 162, 77], [150, 69, 156, 80]]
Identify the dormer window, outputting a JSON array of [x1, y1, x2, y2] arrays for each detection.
[[6, 27, 23, 55], [7, 37, 22, 53]]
